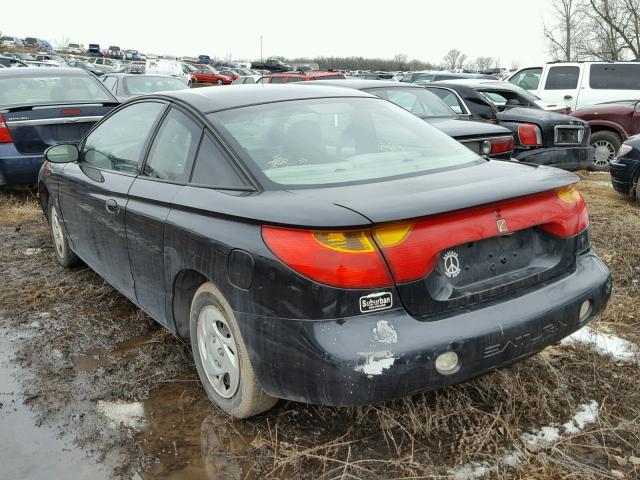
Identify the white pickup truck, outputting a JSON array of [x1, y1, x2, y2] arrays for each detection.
[[508, 62, 640, 111]]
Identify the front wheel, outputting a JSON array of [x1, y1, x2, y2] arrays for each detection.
[[190, 282, 277, 418], [216, 79, 223, 85], [49, 204, 81, 268], [590, 131, 621, 172]]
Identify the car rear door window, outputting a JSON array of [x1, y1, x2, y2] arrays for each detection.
[[427, 88, 465, 114], [190, 134, 247, 187], [509, 67, 543, 90], [544, 66, 580, 90], [143, 108, 201, 182], [270, 77, 285, 84], [83, 102, 165, 173], [589, 64, 640, 89]]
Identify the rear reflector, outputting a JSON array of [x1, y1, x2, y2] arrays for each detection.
[[262, 227, 393, 289], [61, 109, 81, 115], [518, 124, 543, 146], [489, 136, 515, 155], [263, 185, 588, 289], [0, 114, 13, 143]]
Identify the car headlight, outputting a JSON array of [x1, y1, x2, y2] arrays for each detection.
[[618, 144, 633, 157]]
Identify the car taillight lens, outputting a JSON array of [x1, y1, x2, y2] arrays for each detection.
[[489, 136, 515, 155], [262, 226, 393, 288], [0, 114, 14, 143], [263, 186, 589, 289], [518, 124, 542, 146]]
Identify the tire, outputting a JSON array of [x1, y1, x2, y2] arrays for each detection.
[[49, 203, 81, 268], [590, 131, 621, 172], [635, 178, 640, 207], [216, 79, 223, 85], [190, 282, 277, 418]]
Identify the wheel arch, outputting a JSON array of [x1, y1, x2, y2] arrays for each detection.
[[38, 182, 50, 221], [588, 121, 628, 140], [171, 268, 210, 341]]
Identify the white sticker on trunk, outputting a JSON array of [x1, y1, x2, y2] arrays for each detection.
[[359, 292, 393, 313]]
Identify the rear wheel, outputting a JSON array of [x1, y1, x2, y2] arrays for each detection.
[[590, 131, 621, 172], [49, 204, 81, 268], [216, 79, 223, 85], [635, 178, 640, 207], [190, 282, 277, 418]]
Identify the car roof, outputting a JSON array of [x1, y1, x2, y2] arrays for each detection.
[[0, 67, 91, 77], [104, 73, 175, 78], [304, 79, 422, 89], [433, 79, 517, 89], [147, 84, 376, 114]]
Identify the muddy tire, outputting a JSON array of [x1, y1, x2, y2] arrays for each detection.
[[635, 179, 640, 207], [190, 282, 277, 418], [49, 204, 81, 268], [590, 131, 621, 172]]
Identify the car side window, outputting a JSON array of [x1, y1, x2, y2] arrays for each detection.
[[103, 76, 117, 92], [509, 68, 542, 90], [270, 77, 285, 84], [545, 66, 580, 90], [428, 88, 465, 114], [190, 134, 246, 188], [83, 102, 165, 173], [257, 77, 269, 84], [143, 108, 201, 182]]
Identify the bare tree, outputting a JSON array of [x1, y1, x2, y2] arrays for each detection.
[[590, 0, 640, 59], [442, 49, 466, 70], [544, 0, 589, 60], [474, 56, 495, 72], [393, 53, 408, 70], [55, 36, 70, 51]]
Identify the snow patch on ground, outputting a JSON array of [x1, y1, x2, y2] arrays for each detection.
[[96, 400, 146, 430], [449, 401, 599, 479], [562, 326, 639, 363], [24, 248, 42, 256], [372, 320, 398, 344], [355, 351, 396, 376]]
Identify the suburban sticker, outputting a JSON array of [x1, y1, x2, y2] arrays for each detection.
[[359, 292, 393, 313]]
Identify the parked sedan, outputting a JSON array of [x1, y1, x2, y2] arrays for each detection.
[[610, 135, 640, 203], [101, 74, 189, 101], [426, 81, 594, 171], [65, 60, 104, 77], [571, 100, 640, 171], [307, 80, 515, 158], [39, 85, 610, 418], [0, 68, 118, 185], [191, 66, 233, 85]]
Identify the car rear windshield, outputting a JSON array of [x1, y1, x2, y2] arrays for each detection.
[[123, 76, 186, 95], [209, 97, 480, 188], [590, 64, 640, 90], [0, 75, 113, 107], [363, 87, 456, 118]]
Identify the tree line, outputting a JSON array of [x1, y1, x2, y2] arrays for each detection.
[[545, 0, 640, 61]]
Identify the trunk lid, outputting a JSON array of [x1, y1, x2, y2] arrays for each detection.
[[497, 107, 589, 148], [3, 104, 115, 154]]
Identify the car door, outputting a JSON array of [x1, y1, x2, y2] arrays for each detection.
[[125, 106, 202, 324], [57, 101, 166, 301], [539, 65, 582, 111]]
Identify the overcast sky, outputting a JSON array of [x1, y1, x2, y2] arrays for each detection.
[[4, 0, 552, 66]]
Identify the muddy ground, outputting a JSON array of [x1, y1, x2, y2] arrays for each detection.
[[0, 174, 639, 480]]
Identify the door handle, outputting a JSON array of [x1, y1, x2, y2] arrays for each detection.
[[564, 95, 573, 100], [105, 199, 119, 214]]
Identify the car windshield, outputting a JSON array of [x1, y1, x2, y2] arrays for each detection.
[[209, 97, 480, 188], [123, 76, 186, 95], [363, 87, 456, 119], [0, 75, 113, 106]]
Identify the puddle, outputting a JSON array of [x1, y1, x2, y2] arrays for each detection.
[[136, 382, 258, 479], [74, 333, 156, 372], [0, 327, 107, 480]]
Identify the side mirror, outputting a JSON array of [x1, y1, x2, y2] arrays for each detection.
[[44, 144, 79, 163]]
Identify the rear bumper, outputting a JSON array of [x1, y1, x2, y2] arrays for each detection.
[[0, 150, 44, 186], [236, 251, 611, 406], [514, 146, 594, 171]]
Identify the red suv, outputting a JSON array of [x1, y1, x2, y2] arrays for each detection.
[[571, 100, 640, 171]]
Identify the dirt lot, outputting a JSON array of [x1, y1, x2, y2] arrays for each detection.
[[0, 174, 639, 480]]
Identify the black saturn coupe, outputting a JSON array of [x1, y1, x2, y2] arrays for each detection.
[[38, 85, 611, 418]]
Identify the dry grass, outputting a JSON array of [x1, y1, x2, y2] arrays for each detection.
[[0, 189, 42, 225]]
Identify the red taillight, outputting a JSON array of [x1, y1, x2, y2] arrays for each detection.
[[263, 186, 588, 288], [262, 227, 393, 288], [489, 136, 515, 155], [518, 124, 543, 146], [0, 114, 13, 143], [61, 109, 81, 115]]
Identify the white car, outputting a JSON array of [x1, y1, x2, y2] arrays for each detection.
[[508, 62, 640, 111], [0, 36, 23, 47], [67, 43, 84, 55], [87, 57, 121, 73], [231, 75, 262, 85], [145, 59, 191, 85]]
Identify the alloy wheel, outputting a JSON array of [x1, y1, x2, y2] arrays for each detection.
[[593, 140, 616, 167]]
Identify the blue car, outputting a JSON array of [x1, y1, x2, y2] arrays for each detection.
[[0, 68, 119, 186]]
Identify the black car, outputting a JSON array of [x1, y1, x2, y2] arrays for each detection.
[[401, 72, 497, 84], [0, 55, 28, 68], [38, 85, 610, 418], [610, 135, 640, 204], [0, 68, 119, 186], [101, 73, 189, 101], [307, 79, 515, 158], [425, 80, 594, 171]]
